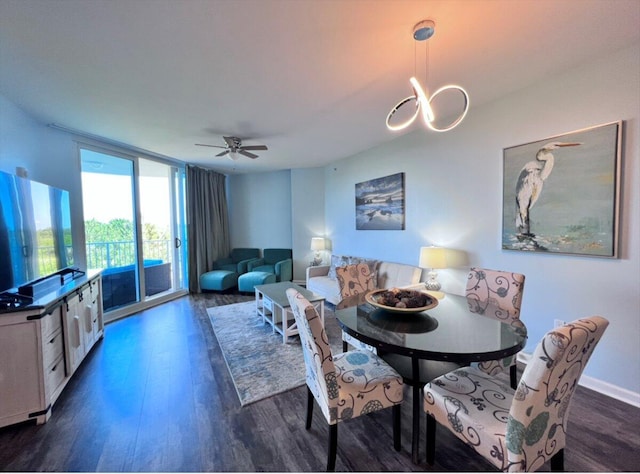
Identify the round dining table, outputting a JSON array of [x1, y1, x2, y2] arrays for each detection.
[[335, 291, 527, 464]]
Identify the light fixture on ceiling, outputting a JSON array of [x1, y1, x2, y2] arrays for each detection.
[[386, 19, 469, 133]]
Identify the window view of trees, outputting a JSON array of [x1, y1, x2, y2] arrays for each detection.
[[85, 218, 170, 270]]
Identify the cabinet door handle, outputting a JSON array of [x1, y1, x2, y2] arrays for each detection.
[[85, 305, 93, 332], [73, 315, 81, 347]]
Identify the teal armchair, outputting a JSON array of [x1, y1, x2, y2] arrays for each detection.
[[248, 248, 293, 282], [213, 248, 260, 274]]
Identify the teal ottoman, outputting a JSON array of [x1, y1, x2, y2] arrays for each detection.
[[200, 270, 238, 292], [238, 271, 276, 293]]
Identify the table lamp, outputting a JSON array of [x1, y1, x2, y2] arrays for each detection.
[[419, 246, 447, 291], [310, 237, 327, 266]]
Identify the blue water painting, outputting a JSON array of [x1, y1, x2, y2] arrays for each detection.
[[502, 122, 619, 257], [355, 173, 405, 230]]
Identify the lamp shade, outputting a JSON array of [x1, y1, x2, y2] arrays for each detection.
[[419, 246, 447, 269], [310, 237, 326, 251]]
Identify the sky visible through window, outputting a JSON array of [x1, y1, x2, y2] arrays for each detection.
[[81, 172, 169, 230]]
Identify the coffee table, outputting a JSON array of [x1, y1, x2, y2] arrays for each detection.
[[255, 281, 325, 343]]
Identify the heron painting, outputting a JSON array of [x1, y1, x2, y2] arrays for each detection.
[[502, 122, 621, 257]]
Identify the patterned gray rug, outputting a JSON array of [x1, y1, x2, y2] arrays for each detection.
[[207, 300, 342, 406]]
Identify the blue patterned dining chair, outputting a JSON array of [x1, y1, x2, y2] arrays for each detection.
[[336, 263, 378, 353], [466, 267, 526, 388], [285, 288, 403, 471], [423, 316, 609, 471]]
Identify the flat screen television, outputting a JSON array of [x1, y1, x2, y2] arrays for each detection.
[[0, 170, 74, 294]]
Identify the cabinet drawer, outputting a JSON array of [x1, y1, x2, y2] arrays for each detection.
[[263, 298, 273, 312], [44, 354, 66, 400], [40, 307, 62, 339], [42, 328, 64, 367]]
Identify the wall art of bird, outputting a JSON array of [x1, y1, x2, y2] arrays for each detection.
[[515, 141, 581, 236]]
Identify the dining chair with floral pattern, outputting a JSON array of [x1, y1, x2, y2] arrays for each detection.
[[286, 288, 404, 471], [336, 263, 378, 353], [466, 267, 526, 388], [423, 316, 609, 472]]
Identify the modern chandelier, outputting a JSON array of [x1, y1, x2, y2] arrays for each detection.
[[386, 20, 469, 133]]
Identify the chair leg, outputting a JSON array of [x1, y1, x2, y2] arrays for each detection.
[[342, 340, 348, 352], [426, 414, 436, 465], [327, 423, 338, 472], [510, 364, 518, 389], [306, 387, 314, 430], [392, 404, 401, 451], [550, 448, 564, 471]]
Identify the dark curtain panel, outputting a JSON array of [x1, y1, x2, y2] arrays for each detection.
[[186, 165, 230, 292]]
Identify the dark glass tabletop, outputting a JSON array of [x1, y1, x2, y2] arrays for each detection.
[[335, 292, 527, 363]]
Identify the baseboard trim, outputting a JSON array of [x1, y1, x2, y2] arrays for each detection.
[[517, 352, 640, 409]]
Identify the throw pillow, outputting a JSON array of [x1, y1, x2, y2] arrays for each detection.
[[328, 255, 350, 280], [336, 263, 377, 298], [348, 257, 379, 287]]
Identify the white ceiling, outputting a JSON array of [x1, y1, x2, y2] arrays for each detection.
[[1, 0, 639, 174]]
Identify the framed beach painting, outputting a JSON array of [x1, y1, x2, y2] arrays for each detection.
[[502, 121, 622, 257], [355, 172, 405, 230]]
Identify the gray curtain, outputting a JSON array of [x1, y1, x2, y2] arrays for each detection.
[[186, 165, 230, 292]]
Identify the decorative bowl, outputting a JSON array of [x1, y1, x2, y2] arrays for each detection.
[[365, 288, 439, 314]]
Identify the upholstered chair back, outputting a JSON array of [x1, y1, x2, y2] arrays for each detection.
[[230, 248, 260, 263], [286, 288, 336, 422], [466, 267, 526, 322], [212, 248, 260, 274], [336, 263, 376, 299], [263, 248, 292, 265], [507, 316, 609, 471], [466, 267, 526, 381]]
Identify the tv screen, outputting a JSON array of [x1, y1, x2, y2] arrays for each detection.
[[0, 171, 74, 294]]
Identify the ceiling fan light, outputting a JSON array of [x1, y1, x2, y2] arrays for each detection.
[[228, 151, 239, 161]]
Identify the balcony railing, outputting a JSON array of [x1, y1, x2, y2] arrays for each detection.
[[86, 239, 171, 270]]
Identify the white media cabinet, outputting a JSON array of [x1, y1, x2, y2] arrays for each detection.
[[0, 270, 104, 428]]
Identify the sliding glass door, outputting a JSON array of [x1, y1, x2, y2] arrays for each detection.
[[80, 147, 187, 321], [138, 158, 187, 299]]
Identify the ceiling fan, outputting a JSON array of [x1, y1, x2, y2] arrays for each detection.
[[195, 136, 268, 160]]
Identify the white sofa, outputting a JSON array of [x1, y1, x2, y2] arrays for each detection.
[[306, 255, 423, 305]]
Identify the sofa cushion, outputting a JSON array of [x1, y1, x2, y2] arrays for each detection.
[[377, 261, 422, 289], [308, 258, 421, 306], [306, 275, 342, 305]]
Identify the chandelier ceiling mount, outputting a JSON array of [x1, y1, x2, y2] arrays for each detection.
[[386, 19, 469, 133]]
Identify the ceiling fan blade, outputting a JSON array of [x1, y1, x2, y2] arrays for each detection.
[[240, 145, 268, 151], [239, 150, 259, 159], [216, 150, 230, 157], [195, 143, 226, 149]]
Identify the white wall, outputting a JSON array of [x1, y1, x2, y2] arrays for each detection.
[[227, 170, 293, 254], [291, 167, 326, 281], [321, 43, 640, 398], [0, 96, 87, 269]]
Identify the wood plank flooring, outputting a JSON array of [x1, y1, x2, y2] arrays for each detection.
[[1, 292, 638, 472]]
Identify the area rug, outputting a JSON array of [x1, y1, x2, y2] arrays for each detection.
[[207, 300, 342, 406]]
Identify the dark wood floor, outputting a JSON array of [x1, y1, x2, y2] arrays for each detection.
[[1, 292, 638, 472]]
